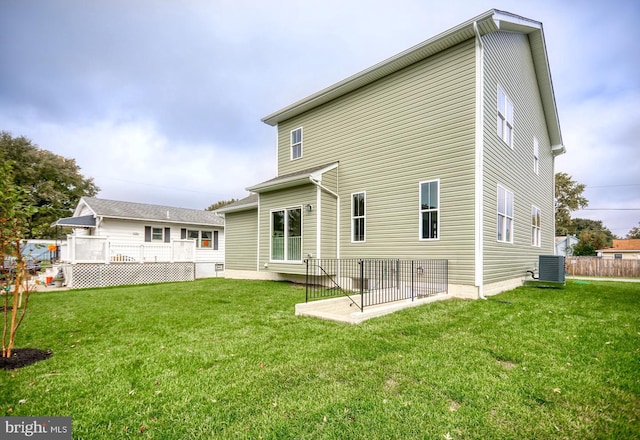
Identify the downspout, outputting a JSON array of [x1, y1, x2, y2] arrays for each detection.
[[308, 177, 340, 260], [316, 185, 321, 258], [473, 21, 487, 300], [256, 194, 261, 272]]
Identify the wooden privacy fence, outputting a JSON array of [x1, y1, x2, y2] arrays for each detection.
[[565, 257, 640, 278]]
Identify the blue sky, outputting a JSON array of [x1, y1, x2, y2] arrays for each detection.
[[1, 0, 639, 237]]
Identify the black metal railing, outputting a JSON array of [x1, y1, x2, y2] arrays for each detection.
[[305, 258, 448, 311]]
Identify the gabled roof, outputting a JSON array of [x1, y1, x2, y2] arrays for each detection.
[[598, 239, 640, 252], [261, 9, 564, 153], [66, 197, 223, 227], [246, 162, 339, 193]]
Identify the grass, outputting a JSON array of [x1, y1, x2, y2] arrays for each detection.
[[1, 278, 639, 439]]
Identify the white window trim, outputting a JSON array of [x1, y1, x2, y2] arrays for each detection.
[[497, 85, 514, 148], [419, 179, 440, 241], [290, 127, 303, 160], [269, 206, 303, 263], [497, 184, 514, 243], [187, 229, 215, 249], [533, 137, 540, 175], [151, 227, 164, 242], [351, 191, 366, 243], [531, 205, 541, 247]]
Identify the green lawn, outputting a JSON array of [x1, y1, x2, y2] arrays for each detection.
[[1, 279, 639, 439]]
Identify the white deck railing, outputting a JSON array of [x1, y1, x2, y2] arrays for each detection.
[[60, 236, 196, 264]]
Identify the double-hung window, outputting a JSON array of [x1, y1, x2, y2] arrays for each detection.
[[420, 180, 439, 240], [533, 137, 540, 175], [531, 206, 541, 247], [291, 127, 302, 160], [497, 86, 514, 147], [145, 226, 170, 243], [497, 185, 514, 243], [271, 207, 302, 261], [351, 192, 366, 242]]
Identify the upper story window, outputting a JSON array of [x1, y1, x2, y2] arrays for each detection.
[[271, 207, 302, 261], [533, 137, 540, 175], [420, 180, 439, 240], [497, 86, 514, 148], [497, 185, 514, 243], [291, 127, 303, 160], [531, 206, 541, 247], [351, 192, 366, 242]]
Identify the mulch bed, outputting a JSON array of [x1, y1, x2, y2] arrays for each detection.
[[0, 348, 52, 370]]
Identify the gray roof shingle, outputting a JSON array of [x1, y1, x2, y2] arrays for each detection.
[[80, 197, 224, 226]]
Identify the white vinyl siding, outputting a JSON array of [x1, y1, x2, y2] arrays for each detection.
[[419, 180, 439, 240], [497, 185, 514, 243], [531, 205, 541, 247], [351, 192, 365, 242]]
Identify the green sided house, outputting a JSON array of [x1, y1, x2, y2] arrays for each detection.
[[219, 9, 565, 299]]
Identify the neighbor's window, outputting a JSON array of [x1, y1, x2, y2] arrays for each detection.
[[352, 192, 366, 242], [291, 127, 303, 160], [152, 227, 164, 241], [187, 230, 218, 249], [497, 185, 514, 243], [497, 86, 514, 147], [271, 207, 302, 261], [533, 137, 540, 175], [531, 206, 541, 247], [420, 180, 439, 240], [145, 226, 170, 243]]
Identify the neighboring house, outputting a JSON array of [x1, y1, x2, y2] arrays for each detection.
[[555, 236, 578, 256], [53, 197, 225, 278], [597, 239, 640, 260], [219, 9, 565, 298]]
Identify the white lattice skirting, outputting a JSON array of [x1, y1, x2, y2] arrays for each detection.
[[67, 263, 195, 289]]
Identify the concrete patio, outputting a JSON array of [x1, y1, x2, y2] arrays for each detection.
[[295, 291, 450, 324]]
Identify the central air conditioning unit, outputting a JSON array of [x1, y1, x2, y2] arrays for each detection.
[[525, 255, 566, 287], [539, 255, 565, 282]]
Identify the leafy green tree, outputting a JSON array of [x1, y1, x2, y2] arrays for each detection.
[[626, 222, 640, 239], [206, 198, 238, 211], [570, 218, 617, 240], [572, 229, 613, 256], [1, 157, 38, 358], [0, 131, 99, 238], [555, 172, 588, 235]]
